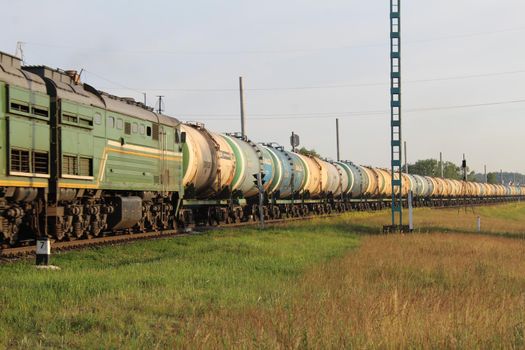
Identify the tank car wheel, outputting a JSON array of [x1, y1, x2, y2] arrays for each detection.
[[236, 208, 244, 222], [302, 205, 309, 217], [272, 206, 281, 219], [232, 210, 240, 223]]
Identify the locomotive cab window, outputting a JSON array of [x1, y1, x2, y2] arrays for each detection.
[[146, 126, 152, 137]]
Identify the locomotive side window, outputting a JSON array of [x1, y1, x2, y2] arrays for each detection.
[[116, 118, 123, 130], [139, 124, 145, 135], [146, 126, 152, 137], [124, 122, 131, 135], [108, 116, 115, 128], [132, 123, 138, 134]]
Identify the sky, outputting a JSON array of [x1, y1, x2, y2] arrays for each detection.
[[3, 0, 525, 173]]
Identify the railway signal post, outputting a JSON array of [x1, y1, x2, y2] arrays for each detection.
[[253, 172, 266, 228]]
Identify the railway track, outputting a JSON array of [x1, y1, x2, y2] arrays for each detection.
[[0, 214, 334, 261], [0, 199, 519, 261]]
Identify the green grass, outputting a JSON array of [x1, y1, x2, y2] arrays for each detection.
[[0, 219, 359, 349], [3, 202, 525, 348]]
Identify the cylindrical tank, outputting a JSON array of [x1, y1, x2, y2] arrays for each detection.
[[430, 177, 440, 196], [376, 169, 392, 197], [368, 168, 385, 197], [362, 167, 378, 197], [422, 176, 436, 197], [488, 184, 494, 196], [427, 177, 436, 197], [344, 163, 369, 197], [334, 162, 354, 196], [296, 153, 322, 198], [317, 159, 340, 195], [449, 179, 458, 196], [442, 179, 453, 197], [412, 175, 427, 197], [222, 134, 275, 198], [400, 173, 411, 197], [405, 174, 418, 195], [261, 145, 282, 195], [476, 183, 484, 197], [181, 124, 236, 196], [261, 144, 307, 198]]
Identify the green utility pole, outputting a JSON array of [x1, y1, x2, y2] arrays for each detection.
[[390, 0, 403, 230]]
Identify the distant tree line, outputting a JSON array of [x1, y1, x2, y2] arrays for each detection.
[[297, 147, 320, 158], [407, 159, 525, 185]]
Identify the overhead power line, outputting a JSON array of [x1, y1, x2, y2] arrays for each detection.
[[23, 26, 525, 56], [92, 68, 525, 93], [178, 98, 525, 121]]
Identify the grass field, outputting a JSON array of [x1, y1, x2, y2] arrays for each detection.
[[0, 219, 359, 349], [1, 203, 525, 348]]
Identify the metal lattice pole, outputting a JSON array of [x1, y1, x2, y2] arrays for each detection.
[[390, 0, 402, 227]]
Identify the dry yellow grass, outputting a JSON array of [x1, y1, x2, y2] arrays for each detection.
[[175, 233, 525, 349], [345, 202, 525, 237]]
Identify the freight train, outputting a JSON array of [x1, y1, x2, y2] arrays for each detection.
[[0, 51, 522, 245]]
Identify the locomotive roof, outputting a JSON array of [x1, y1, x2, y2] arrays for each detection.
[[23, 64, 180, 127], [23, 65, 105, 108], [98, 91, 180, 127], [0, 51, 47, 93]]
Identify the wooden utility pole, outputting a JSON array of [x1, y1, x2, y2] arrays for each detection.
[[440, 152, 444, 178], [239, 77, 246, 138], [404, 141, 408, 173], [336, 118, 340, 161]]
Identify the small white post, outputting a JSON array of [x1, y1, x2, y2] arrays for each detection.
[[36, 238, 51, 266], [477, 216, 481, 232], [408, 190, 414, 231]]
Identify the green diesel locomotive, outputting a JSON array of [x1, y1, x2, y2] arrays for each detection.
[[0, 52, 185, 245]]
